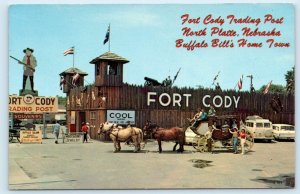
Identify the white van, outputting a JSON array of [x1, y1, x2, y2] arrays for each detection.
[[245, 115, 274, 142], [272, 124, 295, 141]]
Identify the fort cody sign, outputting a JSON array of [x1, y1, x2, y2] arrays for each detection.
[[147, 92, 240, 108], [9, 95, 58, 113]]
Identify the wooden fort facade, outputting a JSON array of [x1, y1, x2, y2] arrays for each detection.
[[60, 52, 295, 139]]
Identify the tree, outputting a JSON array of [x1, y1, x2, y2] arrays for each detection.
[[56, 95, 67, 106], [258, 84, 285, 94], [285, 66, 294, 94]]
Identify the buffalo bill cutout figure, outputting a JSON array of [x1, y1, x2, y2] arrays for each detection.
[[21, 48, 37, 93]]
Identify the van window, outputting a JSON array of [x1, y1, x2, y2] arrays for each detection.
[[281, 126, 294, 131], [246, 122, 253, 127], [256, 123, 263, 128], [264, 123, 271, 128]]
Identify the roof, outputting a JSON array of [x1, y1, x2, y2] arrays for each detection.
[[273, 124, 293, 127], [90, 51, 129, 64], [59, 67, 88, 76], [246, 119, 271, 123], [246, 115, 263, 120]]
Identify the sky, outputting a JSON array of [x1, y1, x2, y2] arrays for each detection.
[[8, 4, 294, 96]]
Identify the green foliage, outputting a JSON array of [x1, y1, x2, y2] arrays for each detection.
[[56, 95, 67, 105], [285, 66, 294, 94], [258, 84, 285, 94]]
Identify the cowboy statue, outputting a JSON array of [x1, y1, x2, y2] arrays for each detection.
[[21, 48, 37, 93]]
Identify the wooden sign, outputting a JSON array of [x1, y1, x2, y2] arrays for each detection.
[[20, 130, 42, 144], [9, 95, 58, 113], [13, 113, 43, 119]]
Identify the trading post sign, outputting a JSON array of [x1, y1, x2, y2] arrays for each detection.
[[9, 95, 58, 113]]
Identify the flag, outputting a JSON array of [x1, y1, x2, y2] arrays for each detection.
[[103, 25, 110, 45], [63, 47, 74, 56], [72, 73, 80, 86], [264, 80, 272, 94], [173, 67, 181, 84], [237, 75, 243, 91], [212, 71, 220, 86], [59, 76, 66, 90]]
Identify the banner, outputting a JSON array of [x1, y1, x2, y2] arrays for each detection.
[[13, 113, 43, 119]]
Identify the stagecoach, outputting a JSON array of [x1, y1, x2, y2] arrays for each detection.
[[188, 115, 254, 153]]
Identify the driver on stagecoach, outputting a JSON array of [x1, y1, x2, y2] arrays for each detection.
[[190, 108, 208, 130]]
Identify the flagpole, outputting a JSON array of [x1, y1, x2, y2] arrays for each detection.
[[109, 24, 111, 52], [73, 46, 75, 68]]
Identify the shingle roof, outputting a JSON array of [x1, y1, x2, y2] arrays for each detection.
[[90, 51, 129, 64], [59, 67, 88, 76]]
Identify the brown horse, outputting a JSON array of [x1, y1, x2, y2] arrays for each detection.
[[143, 121, 185, 153]]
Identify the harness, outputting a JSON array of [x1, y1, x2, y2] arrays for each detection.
[[106, 126, 138, 142]]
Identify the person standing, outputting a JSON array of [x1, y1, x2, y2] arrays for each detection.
[[205, 126, 214, 153], [239, 128, 247, 155], [229, 127, 239, 154], [21, 48, 37, 93], [82, 122, 88, 143], [86, 122, 91, 142], [52, 121, 61, 144]]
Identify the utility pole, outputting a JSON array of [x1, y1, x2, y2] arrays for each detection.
[[247, 75, 255, 92]]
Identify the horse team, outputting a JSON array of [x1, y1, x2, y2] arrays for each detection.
[[98, 121, 187, 153]]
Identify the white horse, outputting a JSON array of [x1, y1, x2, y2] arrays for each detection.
[[99, 122, 143, 153]]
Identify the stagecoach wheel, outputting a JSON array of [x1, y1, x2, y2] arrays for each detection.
[[192, 135, 207, 152]]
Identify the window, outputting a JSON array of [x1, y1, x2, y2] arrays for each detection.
[[96, 64, 100, 75], [256, 123, 263, 128], [246, 122, 253, 127], [107, 62, 118, 75], [282, 126, 294, 131], [90, 111, 96, 120], [264, 123, 271, 128]]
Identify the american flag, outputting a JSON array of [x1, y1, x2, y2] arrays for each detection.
[[263, 80, 272, 94], [63, 47, 74, 56], [237, 75, 243, 91], [72, 73, 80, 86]]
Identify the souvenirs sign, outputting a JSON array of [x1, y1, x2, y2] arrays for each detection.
[[20, 130, 42, 144], [9, 95, 58, 113], [13, 113, 43, 119]]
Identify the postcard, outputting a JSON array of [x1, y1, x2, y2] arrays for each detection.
[[8, 4, 295, 189]]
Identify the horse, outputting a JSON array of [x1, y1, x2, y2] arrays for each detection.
[[143, 121, 185, 153], [99, 122, 143, 153]]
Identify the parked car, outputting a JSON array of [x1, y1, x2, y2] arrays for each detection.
[[272, 124, 295, 141], [245, 115, 274, 142]]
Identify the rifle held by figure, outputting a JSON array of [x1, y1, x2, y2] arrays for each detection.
[[10, 55, 35, 72]]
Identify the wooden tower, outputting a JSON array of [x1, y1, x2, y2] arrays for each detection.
[[59, 67, 88, 94], [90, 51, 129, 87]]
